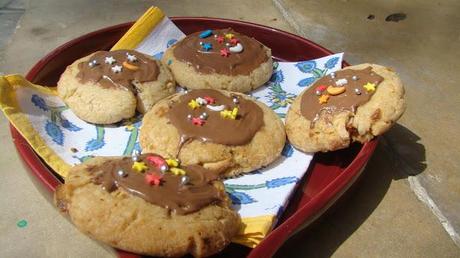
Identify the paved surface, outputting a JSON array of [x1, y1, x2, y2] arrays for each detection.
[[0, 0, 459, 257]]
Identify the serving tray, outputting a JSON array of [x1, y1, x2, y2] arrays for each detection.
[[10, 17, 378, 258]]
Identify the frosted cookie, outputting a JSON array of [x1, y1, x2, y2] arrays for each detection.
[[55, 153, 240, 257], [140, 89, 286, 178], [285, 64, 406, 152], [162, 28, 272, 92], [57, 49, 175, 124]]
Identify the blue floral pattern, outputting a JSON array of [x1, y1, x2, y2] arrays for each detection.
[[31, 94, 81, 146]]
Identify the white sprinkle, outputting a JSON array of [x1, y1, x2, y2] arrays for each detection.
[[126, 53, 137, 62], [111, 65, 122, 73], [117, 169, 127, 177], [229, 43, 244, 53], [352, 75, 359, 81], [354, 88, 362, 95], [206, 104, 226, 112], [160, 164, 169, 173], [335, 78, 348, 86], [330, 72, 336, 78], [232, 97, 239, 104], [104, 56, 116, 65], [196, 97, 208, 105], [180, 176, 190, 185], [315, 90, 322, 96]]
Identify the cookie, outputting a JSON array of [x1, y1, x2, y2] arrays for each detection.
[[285, 64, 405, 152], [162, 28, 272, 93], [55, 153, 240, 257], [57, 49, 176, 124], [140, 89, 286, 178]]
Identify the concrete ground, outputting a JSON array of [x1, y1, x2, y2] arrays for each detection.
[[0, 0, 459, 257]]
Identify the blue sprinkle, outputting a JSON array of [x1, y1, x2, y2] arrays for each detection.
[[202, 42, 213, 51], [199, 29, 213, 38]]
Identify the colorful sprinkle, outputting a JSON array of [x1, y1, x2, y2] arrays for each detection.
[[225, 33, 234, 39], [126, 53, 137, 62], [192, 117, 205, 126], [196, 97, 208, 105], [17, 219, 28, 228], [335, 78, 348, 86], [165, 158, 179, 168], [146, 155, 166, 167], [170, 167, 186, 176], [316, 85, 327, 92], [216, 36, 225, 43], [145, 173, 162, 186], [229, 43, 243, 53], [180, 175, 190, 185], [104, 56, 116, 65], [220, 107, 238, 120], [220, 48, 230, 57], [132, 161, 148, 173], [88, 60, 98, 67], [327, 85, 346, 96], [203, 96, 215, 104], [318, 94, 330, 104], [206, 104, 226, 112], [363, 82, 376, 92], [111, 65, 122, 73], [202, 42, 213, 51], [230, 38, 239, 45], [117, 169, 128, 177], [199, 29, 213, 38], [122, 61, 139, 70], [188, 99, 200, 109]]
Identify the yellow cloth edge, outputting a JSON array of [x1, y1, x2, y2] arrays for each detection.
[[233, 215, 276, 248], [111, 6, 165, 50], [0, 75, 71, 177]]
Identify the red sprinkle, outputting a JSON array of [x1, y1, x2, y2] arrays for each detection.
[[220, 48, 230, 57], [192, 117, 205, 126], [230, 38, 239, 45], [316, 85, 327, 92], [145, 173, 162, 186], [204, 96, 215, 104], [216, 36, 224, 43], [146, 155, 166, 167]]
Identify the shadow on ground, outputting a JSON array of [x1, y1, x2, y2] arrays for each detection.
[[272, 123, 426, 258]]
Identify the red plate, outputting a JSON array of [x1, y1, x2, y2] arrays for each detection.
[[11, 17, 378, 257]]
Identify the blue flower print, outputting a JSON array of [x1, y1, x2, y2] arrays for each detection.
[[61, 119, 82, 132], [297, 77, 316, 87], [266, 177, 298, 189], [325, 57, 339, 69], [31, 94, 48, 111], [45, 120, 63, 145], [295, 61, 316, 73], [270, 70, 284, 83], [152, 52, 164, 60], [167, 39, 177, 48], [227, 191, 256, 205], [281, 143, 294, 157]]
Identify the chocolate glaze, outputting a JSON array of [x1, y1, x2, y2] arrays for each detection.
[[300, 67, 384, 122], [92, 154, 223, 215], [173, 28, 269, 75], [168, 89, 264, 146], [77, 50, 159, 91]]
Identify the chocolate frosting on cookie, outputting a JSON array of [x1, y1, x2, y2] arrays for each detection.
[[92, 154, 223, 215], [300, 67, 384, 122], [77, 49, 159, 91], [168, 89, 264, 146], [172, 28, 269, 76]]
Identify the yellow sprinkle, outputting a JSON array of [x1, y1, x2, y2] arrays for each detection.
[[170, 167, 186, 176], [225, 33, 234, 39], [166, 158, 179, 167], [132, 161, 148, 173], [231, 107, 238, 118], [318, 94, 330, 104], [363, 82, 376, 92], [188, 99, 200, 109]]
